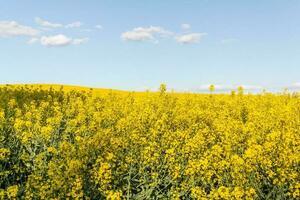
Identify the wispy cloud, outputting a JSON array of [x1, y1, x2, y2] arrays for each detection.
[[35, 17, 63, 28], [36, 17, 83, 29], [0, 21, 40, 37], [27, 38, 39, 44], [72, 37, 89, 45], [121, 26, 173, 42], [175, 33, 207, 44], [66, 21, 82, 28], [121, 24, 208, 44], [181, 23, 191, 30]]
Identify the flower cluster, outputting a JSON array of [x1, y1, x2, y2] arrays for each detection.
[[0, 85, 299, 199]]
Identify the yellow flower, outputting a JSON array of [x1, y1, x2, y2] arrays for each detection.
[[1, 84, 299, 199], [0, 148, 10, 160], [191, 186, 207, 199], [231, 187, 244, 199], [106, 191, 122, 200], [245, 188, 256, 198], [217, 186, 230, 199], [47, 146, 57, 154], [0, 189, 5, 199], [6, 185, 18, 199]]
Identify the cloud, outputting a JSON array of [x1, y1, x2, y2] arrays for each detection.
[[0, 21, 40, 37], [40, 34, 72, 47], [121, 31, 153, 41], [121, 26, 173, 42], [95, 25, 103, 29], [66, 21, 82, 28], [40, 34, 88, 47], [175, 33, 207, 44], [181, 23, 191, 30], [27, 38, 39, 44], [36, 17, 83, 29], [221, 38, 239, 44], [72, 37, 89, 45], [35, 17, 63, 28]]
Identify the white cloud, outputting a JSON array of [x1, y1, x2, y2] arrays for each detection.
[[36, 17, 84, 29], [40, 34, 72, 47], [133, 26, 173, 35], [40, 34, 89, 47], [66, 21, 82, 28], [95, 25, 103, 29], [121, 31, 153, 41], [38, 27, 53, 32], [181, 23, 191, 30], [0, 21, 40, 37], [121, 26, 173, 42], [221, 38, 239, 44], [175, 33, 207, 44], [35, 17, 63, 28], [27, 38, 39, 44], [72, 37, 89, 45]]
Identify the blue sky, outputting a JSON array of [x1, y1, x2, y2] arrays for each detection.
[[1, 0, 300, 92]]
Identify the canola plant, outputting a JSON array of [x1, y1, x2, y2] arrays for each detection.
[[0, 85, 299, 199]]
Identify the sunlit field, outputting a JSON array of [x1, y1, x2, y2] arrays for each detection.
[[1, 85, 299, 199]]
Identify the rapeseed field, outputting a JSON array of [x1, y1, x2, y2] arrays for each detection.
[[0, 84, 299, 199]]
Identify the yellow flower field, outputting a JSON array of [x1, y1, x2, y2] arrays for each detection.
[[0, 84, 299, 199]]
